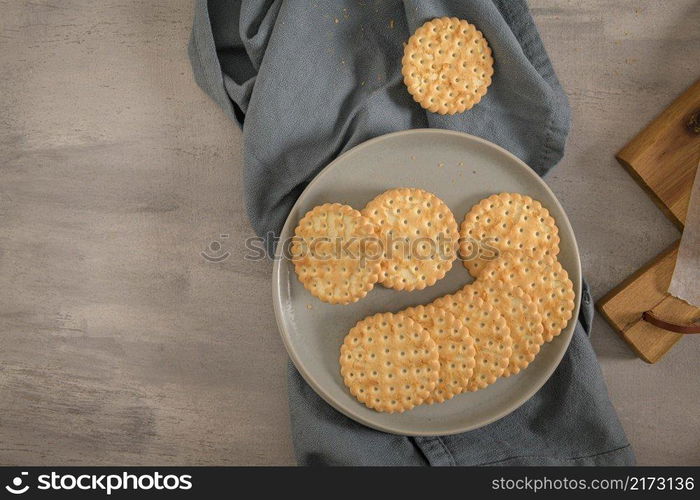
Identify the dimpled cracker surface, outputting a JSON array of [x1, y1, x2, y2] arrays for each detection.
[[479, 250, 575, 342], [403, 305, 476, 404], [459, 193, 560, 278], [432, 294, 512, 391], [292, 203, 381, 304], [340, 312, 440, 413], [402, 17, 494, 114], [466, 281, 544, 376], [362, 188, 458, 291]]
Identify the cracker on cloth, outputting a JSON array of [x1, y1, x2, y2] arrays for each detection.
[[402, 17, 494, 114]]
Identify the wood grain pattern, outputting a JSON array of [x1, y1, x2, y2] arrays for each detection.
[[616, 79, 700, 228], [599, 243, 681, 331], [600, 80, 699, 363], [598, 242, 700, 363], [1, 0, 699, 466]]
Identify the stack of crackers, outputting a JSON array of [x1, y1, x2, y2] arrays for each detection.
[[292, 190, 575, 413]]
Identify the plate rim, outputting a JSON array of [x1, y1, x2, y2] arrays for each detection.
[[272, 128, 582, 436]]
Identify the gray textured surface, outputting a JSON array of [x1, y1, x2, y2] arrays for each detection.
[[0, 0, 698, 465]]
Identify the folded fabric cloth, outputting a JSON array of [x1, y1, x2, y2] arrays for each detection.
[[189, 0, 635, 465]]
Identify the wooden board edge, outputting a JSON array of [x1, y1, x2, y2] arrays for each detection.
[[597, 240, 680, 310], [614, 154, 686, 230], [595, 303, 654, 363], [596, 241, 682, 363], [621, 328, 661, 364], [621, 317, 685, 364]]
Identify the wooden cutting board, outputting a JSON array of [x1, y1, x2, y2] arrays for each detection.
[[598, 79, 700, 363]]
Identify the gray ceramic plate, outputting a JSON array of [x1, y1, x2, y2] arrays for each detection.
[[272, 129, 581, 436]]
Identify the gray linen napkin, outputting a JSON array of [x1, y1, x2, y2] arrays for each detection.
[[189, 0, 634, 466]]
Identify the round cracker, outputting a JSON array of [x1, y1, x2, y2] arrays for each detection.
[[432, 294, 512, 391], [459, 193, 560, 278], [403, 304, 475, 403], [479, 250, 575, 341], [464, 281, 544, 376], [340, 312, 440, 413], [291, 203, 381, 304], [362, 188, 458, 291], [402, 17, 494, 114]]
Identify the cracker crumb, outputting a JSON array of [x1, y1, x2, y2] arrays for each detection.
[[458, 161, 464, 166], [334, 17, 339, 24], [389, 19, 394, 29], [438, 162, 444, 168], [306, 304, 313, 310]]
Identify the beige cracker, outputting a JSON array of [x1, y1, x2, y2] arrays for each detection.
[[362, 188, 458, 291], [479, 250, 575, 341], [459, 193, 560, 278], [340, 312, 439, 413], [432, 294, 512, 391], [403, 304, 476, 403], [292, 203, 381, 304], [402, 17, 494, 114], [462, 281, 545, 376]]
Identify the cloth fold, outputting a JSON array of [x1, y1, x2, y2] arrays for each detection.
[[189, 0, 634, 466]]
